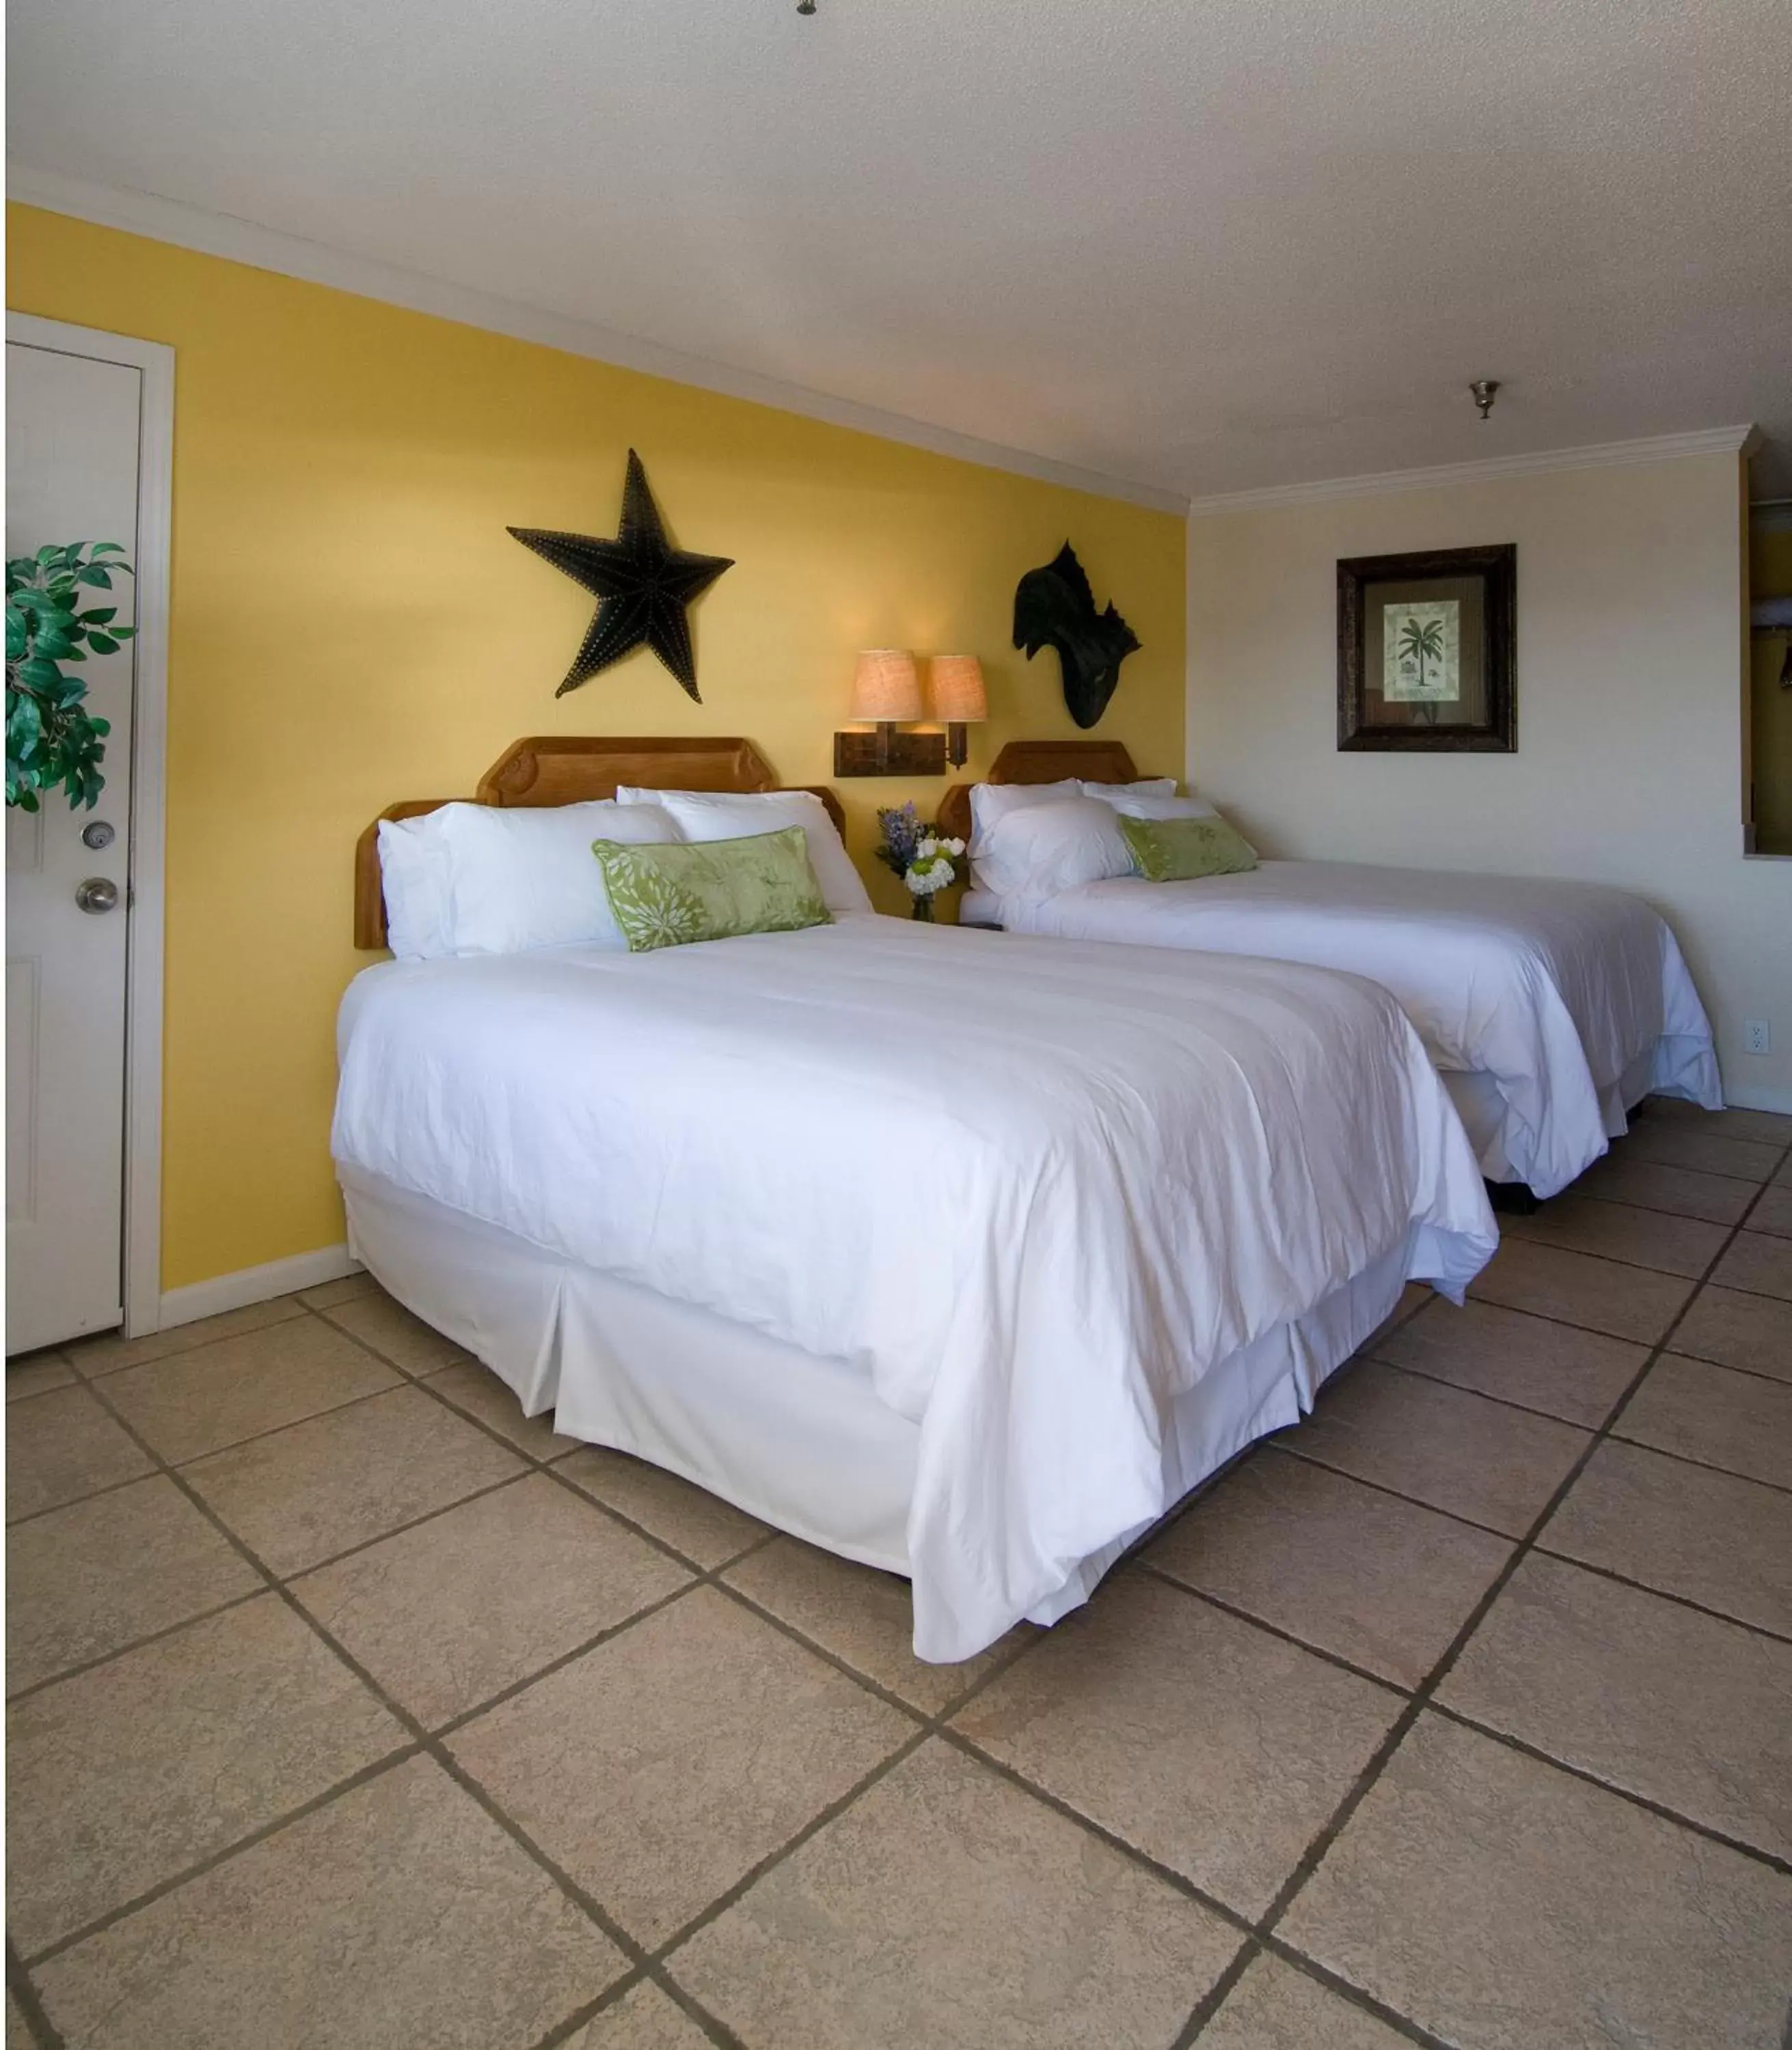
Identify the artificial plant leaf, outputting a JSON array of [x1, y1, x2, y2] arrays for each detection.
[[87, 633, 120, 655]]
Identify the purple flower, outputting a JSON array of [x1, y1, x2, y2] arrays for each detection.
[[875, 802, 929, 877]]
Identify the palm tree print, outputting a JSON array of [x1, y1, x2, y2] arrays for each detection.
[[1397, 614, 1447, 722]]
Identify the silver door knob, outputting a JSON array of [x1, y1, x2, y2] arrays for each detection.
[[75, 877, 119, 914]]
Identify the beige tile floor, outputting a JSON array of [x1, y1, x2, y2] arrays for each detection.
[[7, 1097, 1792, 2049]]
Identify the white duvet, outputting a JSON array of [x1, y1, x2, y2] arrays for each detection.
[[981, 862, 1721, 1199], [334, 917, 1495, 1660]]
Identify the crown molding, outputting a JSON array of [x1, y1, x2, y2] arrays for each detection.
[[1186, 425, 1761, 517], [7, 165, 1189, 517]]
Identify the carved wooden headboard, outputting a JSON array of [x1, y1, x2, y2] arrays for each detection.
[[355, 735, 846, 949], [938, 739, 1142, 845]]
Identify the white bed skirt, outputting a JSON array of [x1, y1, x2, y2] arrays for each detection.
[[340, 1164, 1410, 1636]]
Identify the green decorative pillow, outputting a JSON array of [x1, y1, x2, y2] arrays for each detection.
[[592, 825, 831, 952], [1117, 812, 1258, 882]]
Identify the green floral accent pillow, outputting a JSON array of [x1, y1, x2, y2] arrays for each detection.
[[1117, 812, 1258, 882], [592, 825, 831, 952]]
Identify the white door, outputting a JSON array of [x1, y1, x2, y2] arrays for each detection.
[[6, 340, 143, 1353]]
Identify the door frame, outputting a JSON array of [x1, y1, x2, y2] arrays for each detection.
[[8, 312, 173, 1339]]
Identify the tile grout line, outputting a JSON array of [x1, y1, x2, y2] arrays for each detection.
[[1422, 1702, 1792, 1876], [1599, 1430, 1792, 1499], [57, 1304, 313, 1383], [5, 1585, 269, 1706], [5, 1937, 65, 2050], [1364, 1346, 1638, 1427], [40, 1361, 771, 2050], [18, 1742, 429, 1971], [1132, 1561, 1410, 1694], [1524, 1544, 1792, 1646], [1359, 1351, 1792, 1499], [1379, 1337, 1792, 1407], [23, 1307, 1011, 2050], [12, 1128, 1788, 2044], [1163, 1149, 1788, 2045], [1133, 1563, 1792, 1876]]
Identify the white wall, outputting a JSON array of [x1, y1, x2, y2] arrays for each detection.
[[1186, 450, 1792, 1110]]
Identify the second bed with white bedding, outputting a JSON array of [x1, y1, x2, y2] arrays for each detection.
[[336, 915, 1495, 1660], [966, 859, 1720, 1199]]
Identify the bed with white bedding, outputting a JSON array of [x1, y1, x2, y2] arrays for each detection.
[[342, 737, 1495, 1662], [944, 741, 1721, 1201]]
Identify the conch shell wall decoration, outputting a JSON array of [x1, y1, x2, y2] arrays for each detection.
[[1012, 543, 1141, 728]]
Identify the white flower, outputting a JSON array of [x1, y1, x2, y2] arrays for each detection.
[[906, 857, 952, 894], [939, 836, 966, 857]]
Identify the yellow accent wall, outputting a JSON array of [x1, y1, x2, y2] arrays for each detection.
[[8, 203, 1186, 1292]]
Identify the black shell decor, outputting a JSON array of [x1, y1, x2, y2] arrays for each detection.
[[1012, 542, 1141, 729]]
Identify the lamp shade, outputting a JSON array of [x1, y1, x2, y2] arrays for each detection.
[[930, 655, 987, 722], [850, 649, 922, 722]]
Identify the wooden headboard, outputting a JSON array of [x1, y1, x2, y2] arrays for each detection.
[[355, 735, 846, 949], [938, 739, 1141, 845]]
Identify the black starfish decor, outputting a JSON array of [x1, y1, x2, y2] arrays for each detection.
[[508, 450, 734, 700]]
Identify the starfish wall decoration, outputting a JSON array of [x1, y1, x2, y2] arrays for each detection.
[[509, 450, 734, 700]]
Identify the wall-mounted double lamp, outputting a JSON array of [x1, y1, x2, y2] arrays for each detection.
[[833, 651, 987, 776]]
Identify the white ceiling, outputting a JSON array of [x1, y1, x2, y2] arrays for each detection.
[[10, 0, 1792, 501]]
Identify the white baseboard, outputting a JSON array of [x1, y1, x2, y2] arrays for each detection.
[[155, 1244, 362, 1332], [1724, 1084, 1792, 1117]]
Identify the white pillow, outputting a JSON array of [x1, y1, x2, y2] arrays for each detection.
[[377, 812, 455, 961], [1104, 791, 1220, 822], [1078, 777, 1177, 801], [966, 779, 1082, 854], [973, 796, 1137, 901], [616, 786, 872, 917], [437, 799, 682, 956]]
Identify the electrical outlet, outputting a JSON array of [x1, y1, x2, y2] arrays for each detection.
[[1743, 1020, 1770, 1056]]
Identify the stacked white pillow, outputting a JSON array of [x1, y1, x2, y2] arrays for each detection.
[[964, 775, 1227, 901], [1077, 777, 1177, 802], [377, 784, 872, 958], [615, 785, 872, 918], [379, 799, 681, 959], [966, 778, 1082, 856], [439, 799, 683, 955], [377, 812, 457, 961], [1096, 790, 1220, 822], [973, 796, 1135, 900]]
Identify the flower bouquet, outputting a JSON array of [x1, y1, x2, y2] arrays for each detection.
[[874, 802, 966, 920]]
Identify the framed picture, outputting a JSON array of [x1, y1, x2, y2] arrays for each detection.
[[1337, 543, 1515, 751]]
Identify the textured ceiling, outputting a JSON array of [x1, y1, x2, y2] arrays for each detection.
[[9, 0, 1791, 499]]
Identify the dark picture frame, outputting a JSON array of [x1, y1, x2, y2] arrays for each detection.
[[1337, 543, 1516, 752]]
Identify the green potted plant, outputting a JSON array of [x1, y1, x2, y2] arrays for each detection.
[[5, 541, 135, 811]]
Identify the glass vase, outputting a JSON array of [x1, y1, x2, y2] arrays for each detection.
[[911, 895, 935, 922]]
